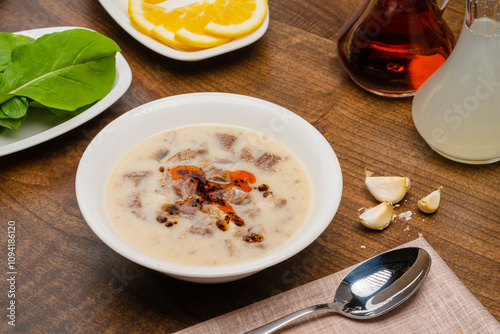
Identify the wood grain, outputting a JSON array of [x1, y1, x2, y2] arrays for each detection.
[[0, 0, 498, 332]]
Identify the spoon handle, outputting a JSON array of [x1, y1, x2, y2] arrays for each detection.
[[245, 302, 342, 334]]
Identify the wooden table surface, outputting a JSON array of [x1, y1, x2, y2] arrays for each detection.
[[1, 0, 499, 332]]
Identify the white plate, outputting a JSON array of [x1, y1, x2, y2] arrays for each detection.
[[76, 93, 343, 283], [0, 26, 132, 157], [98, 0, 269, 61]]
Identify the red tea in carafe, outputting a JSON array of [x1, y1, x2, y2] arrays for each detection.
[[337, 0, 456, 97]]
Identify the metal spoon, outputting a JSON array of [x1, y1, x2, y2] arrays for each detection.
[[246, 247, 431, 334]]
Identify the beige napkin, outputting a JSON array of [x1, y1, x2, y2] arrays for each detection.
[[176, 238, 500, 334]]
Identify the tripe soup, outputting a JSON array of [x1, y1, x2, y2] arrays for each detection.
[[106, 125, 312, 266]]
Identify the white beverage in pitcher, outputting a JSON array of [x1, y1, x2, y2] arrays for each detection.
[[412, 16, 500, 164]]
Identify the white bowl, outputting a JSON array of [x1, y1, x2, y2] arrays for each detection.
[[76, 93, 342, 283]]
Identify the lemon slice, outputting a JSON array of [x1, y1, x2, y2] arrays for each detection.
[[151, 2, 208, 50], [204, 0, 268, 38], [128, 0, 166, 36], [152, 26, 203, 51], [174, 27, 231, 48], [128, 0, 165, 14], [130, 0, 266, 50], [174, 0, 231, 48]]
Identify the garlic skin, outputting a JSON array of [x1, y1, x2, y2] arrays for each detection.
[[418, 187, 442, 213], [365, 169, 411, 203], [359, 201, 394, 230]]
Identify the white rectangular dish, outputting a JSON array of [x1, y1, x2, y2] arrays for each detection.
[[98, 0, 269, 61]]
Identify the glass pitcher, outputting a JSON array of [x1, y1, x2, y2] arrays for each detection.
[[337, 0, 456, 97], [412, 0, 500, 164]]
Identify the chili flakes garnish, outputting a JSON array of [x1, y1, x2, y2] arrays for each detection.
[[156, 216, 167, 223], [257, 184, 269, 192], [243, 233, 264, 243]]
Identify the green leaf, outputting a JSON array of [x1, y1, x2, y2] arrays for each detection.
[[0, 29, 120, 111], [0, 96, 29, 118], [0, 33, 35, 73], [0, 109, 10, 119], [0, 34, 34, 103], [0, 91, 14, 104], [0, 115, 26, 130], [48, 101, 96, 117]]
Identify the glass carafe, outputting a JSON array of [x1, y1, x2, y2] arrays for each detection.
[[412, 0, 500, 164], [337, 0, 456, 97]]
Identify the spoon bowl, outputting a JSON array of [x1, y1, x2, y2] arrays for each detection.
[[246, 247, 431, 333]]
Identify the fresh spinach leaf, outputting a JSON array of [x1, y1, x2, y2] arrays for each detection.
[[48, 101, 97, 117], [0, 33, 34, 73], [0, 29, 120, 111], [0, 115, 26, 130], [0, 109, 11, 119], [0, 32, 24, 103], [0, 91, 14, 105], [0, 96, 29, 118]]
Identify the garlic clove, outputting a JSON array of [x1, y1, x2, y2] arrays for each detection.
[[418, 187, 442, 214], [364, 169, 411, 203], [359, 201, 394, 230]]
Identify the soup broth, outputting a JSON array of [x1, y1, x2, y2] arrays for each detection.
[[106, 125, 313, 266]]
